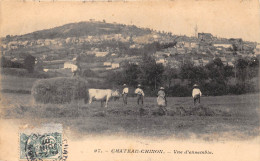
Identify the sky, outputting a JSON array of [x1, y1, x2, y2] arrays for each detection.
[[1, 0, 260, 42]]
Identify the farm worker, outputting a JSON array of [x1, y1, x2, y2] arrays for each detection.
[[192, 84, 202, 105], [122, 84, 129, 105], [135, 84, 145, 105], [157, 87, 168, 115]]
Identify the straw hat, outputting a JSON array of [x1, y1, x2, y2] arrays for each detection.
[[160, 87, 164, 90]]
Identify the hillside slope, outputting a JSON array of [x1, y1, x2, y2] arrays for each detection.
[[4, 21, 153, 41]]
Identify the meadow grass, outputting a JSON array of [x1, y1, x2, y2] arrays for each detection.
[[0, 93, 259, 140], [1, 75, 38, 91]]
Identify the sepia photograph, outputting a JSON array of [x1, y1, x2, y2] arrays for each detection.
[[0, 0, 259, 160]]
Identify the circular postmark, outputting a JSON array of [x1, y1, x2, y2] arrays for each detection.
[[25, 133, 62, 161]]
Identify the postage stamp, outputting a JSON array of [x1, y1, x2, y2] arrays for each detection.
[[19, 123, 65, 161]]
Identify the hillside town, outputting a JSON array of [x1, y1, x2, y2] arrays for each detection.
[[1, 21, 260, 76]]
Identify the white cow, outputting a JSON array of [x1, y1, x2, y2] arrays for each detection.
[[88, 89, 120, 107]]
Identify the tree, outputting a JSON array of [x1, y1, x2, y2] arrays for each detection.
[[105, 62, 140, 88], [77, 53, 95, 63], [180, 61, 195, 83], [34, 59, 44, 72], [80, 68, 97, 77], [139, 54, 164, 90], [6, 35, 11, 39], [223, 64, 234, 80], [24, 54, 35, 73], [235, 58, 248, 85], [1, 56, 23, 68], [204, 58, 234, 95], [163, 65, 179, 88], [248, 57, 259, 79], [180, 61, 208, 85], [106, 71, 124, 86], [205, 58, 226, 84], [142, 42, 160, 54], [232, 43, 238, 52], [121, 63, 140, 87]]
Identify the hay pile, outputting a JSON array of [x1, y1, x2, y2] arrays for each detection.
[[175, 105, 231, 116], [107, 108, 140, 116], [103, 105, 231, 117], [32, 77, 89, 104], [140, 105, 231, 117]]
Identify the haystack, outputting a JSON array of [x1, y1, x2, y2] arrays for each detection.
[[32, 77, 89, 104]]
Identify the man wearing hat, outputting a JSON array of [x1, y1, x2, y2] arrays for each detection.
[[192, 84, 202, 105], [122, 84, 129, 105], [157, 87, 168, 115], [135, 84, 145, 105]]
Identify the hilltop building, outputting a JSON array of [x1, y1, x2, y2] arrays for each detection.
[[103, 62, 112, 66], [64, 61, 78, 72], [95, 51, 109, 57], [254, 44, 260, 55], [156, 57, 167, 66], [213, 43, 232, 49], [111, 63, 120, 69], [198, 33, 214, 42]]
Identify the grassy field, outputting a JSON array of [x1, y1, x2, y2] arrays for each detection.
[[0, 92, 259, 141], [1, 75, 38, 92]]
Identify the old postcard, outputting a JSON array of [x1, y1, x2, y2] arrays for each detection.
[[0, 0, 260, 160]]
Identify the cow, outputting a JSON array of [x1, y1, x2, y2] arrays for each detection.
[[88, 89, 120, 107]]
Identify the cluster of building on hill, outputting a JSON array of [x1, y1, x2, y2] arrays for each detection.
[[1, 31, 260, 76], [154, 33, 260, 68], [0, 34, 130, 51], [0, 25, 177, 59]]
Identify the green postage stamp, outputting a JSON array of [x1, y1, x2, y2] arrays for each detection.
[[19, 124, 65, 161]]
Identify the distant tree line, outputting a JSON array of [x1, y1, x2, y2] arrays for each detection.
[[1, 54, 36, 73], [1, 57, 23, 68], [106, 55, 259, 96]]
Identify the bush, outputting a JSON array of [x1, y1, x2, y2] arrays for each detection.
[[203, 82, 227, 96], [167, 85, 191, 97], [1, 57, 23, 68], [32, 77, 89, 104], [228, 83, 256, 95], [1, 68, 50, 78], [81, 69, 98, 77], [24, 55, 35, 73], [141, 87, 158, 97]]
